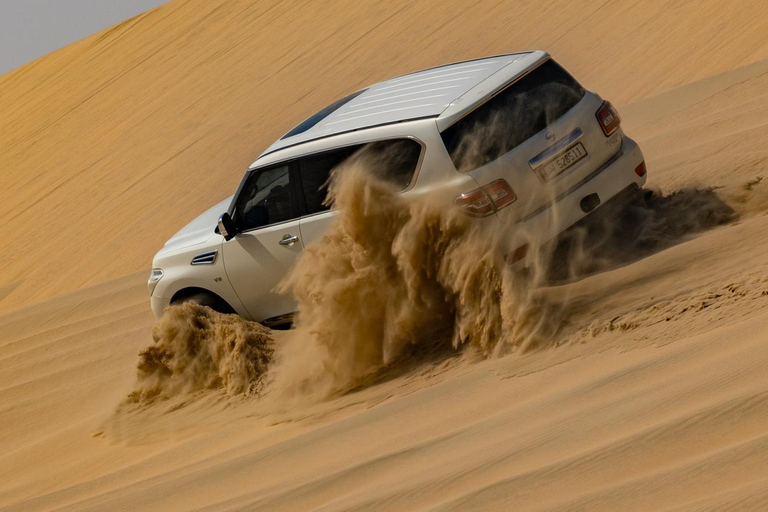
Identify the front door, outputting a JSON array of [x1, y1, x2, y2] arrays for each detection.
[[221, 162, 303, 321]]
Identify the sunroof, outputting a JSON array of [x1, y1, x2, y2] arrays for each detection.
[[281, 89, 367, 140]]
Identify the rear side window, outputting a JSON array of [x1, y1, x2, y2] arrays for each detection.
[[298, 146, 358, 214], [234, 164, 296, 231], [297, 138, 422, 215], [440, 59, 585, 172], [354, 139, 423, 191]]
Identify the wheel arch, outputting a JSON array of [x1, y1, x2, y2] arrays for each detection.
[[169, 287, 236, 314]]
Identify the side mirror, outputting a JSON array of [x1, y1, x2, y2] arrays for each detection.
[[218, 212, 237, 241]]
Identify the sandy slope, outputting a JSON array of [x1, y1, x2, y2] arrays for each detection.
[[3, 193, 768, 510], [3, 0, 768, 510]]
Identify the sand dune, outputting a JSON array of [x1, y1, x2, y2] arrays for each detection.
[[3, 0, 768, 311], [2, 0, 768, 510]]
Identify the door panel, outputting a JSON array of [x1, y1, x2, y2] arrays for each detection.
[[294, 138, 423, 246], [223, 162, 302, 321], [299, 210, 338, 247], [221, 222, 302, 321]]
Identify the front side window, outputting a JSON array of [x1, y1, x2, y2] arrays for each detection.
[[440, 59, 586, 173], [297, 138, 422, 215], [234, 164, 296, 231]]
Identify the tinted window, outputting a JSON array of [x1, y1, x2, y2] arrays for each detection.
[[355, 139, 423, 190], [440, 60, 585, 172], [297, 139, 422, 215], [298, 147, 357, 214], [234, 164, 296, 231]]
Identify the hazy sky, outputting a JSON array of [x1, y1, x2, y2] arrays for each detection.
[[0, 0, 169, 75]]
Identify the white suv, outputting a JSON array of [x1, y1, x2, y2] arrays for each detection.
[[149, 51, 646, 324]]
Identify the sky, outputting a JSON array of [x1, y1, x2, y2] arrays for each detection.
[[0, 0, 169, 76]]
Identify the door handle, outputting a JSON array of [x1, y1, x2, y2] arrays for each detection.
[[279, 234, 299, 246]]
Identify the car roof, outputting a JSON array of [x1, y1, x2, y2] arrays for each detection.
[[254, 50, 549, 163]]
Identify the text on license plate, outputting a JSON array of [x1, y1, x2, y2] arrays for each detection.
[[540, 143, 587, 180]]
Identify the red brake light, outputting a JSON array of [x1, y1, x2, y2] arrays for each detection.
[[483, 179, 517, 209], [455, 179, 517, 217], [596, 101, 621, 136], [634, 161, 647, 177], [455, 189, 494, 217]]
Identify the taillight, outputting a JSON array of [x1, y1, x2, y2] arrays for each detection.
[[634, 161, 647, 177], [596, 101, 621, 136], [455, 189, 494, 217], [483, 179, 516, 209], [455, 179, 517, 217]]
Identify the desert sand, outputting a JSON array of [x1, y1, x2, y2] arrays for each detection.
[[2, 0, 768, 510]]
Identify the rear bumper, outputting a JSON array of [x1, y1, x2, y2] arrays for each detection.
[[505, 136, 646, 261]]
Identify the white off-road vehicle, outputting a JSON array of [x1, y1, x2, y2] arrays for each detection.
[[149, 51, 646, 324]]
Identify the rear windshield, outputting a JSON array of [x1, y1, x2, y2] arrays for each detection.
[[440, 59, 585, 172]]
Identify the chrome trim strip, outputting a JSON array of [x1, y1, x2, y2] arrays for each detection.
[[528, 128, 584, 169], [517, 141, 625, 224], [191, 250, 218, 265]]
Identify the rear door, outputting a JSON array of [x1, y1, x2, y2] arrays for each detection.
[[440, 59, 621, 223], [296, 138, 424, 245], [295, 146, 356, 244], [221, 162, 303, 321]]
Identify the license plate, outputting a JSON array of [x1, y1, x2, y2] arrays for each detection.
[[539, 143, 587, 180]]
